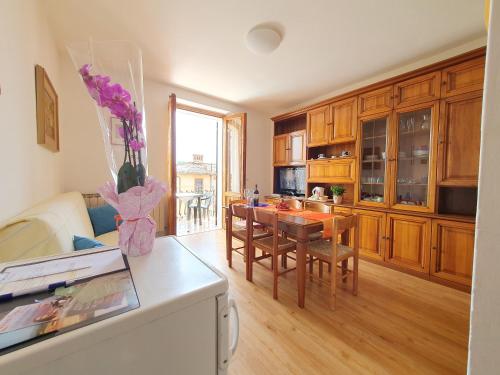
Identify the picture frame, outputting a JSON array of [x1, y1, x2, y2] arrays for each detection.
[[35, 65, 59, 152]]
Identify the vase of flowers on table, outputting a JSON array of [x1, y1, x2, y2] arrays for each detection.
[[68, 41, 166, 256]]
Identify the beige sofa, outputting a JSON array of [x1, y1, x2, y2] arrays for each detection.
[[0, 192, 118, 263]]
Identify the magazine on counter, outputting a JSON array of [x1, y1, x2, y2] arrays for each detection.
[[0, 270, 139, 353]]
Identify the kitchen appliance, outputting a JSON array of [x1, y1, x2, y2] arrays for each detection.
[[278, 167, 305, 196], [311, 186, 326, 199], [0, 237, 239, 375]]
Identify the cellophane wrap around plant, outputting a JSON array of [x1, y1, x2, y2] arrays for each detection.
[[68, 41, 166, 256], [67, 41, 147, 193]]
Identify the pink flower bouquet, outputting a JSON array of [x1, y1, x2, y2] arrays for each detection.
[[68, 41, 166, 256]]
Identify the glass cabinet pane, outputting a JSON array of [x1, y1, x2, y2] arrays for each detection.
[[360, 116, 388, 203], [395, 108, 432, 207]]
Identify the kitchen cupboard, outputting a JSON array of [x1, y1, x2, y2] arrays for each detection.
[[329, 97, 357, 143], [437, 91, 482, 186], [273, 130, 306, 166], [441, 57, 485, 97], [273, 134, 288, 166], [307, 158, 356, 184], [358, 86, 393, 117], [394, 71, 441, 108], [385, 214, 431, 273], [307, 106, 330, 146], [431, 219, 475, 286], [353, 209, 385, 261]]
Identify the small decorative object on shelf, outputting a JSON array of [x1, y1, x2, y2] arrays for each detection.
[[330, 185, 345, 204], [68, 40, 166, 256]]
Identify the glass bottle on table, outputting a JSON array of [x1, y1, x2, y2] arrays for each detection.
[[253, 184, 259, 206]]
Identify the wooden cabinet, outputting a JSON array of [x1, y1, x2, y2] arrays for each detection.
[[437, 92, 482, 186], [330, 97, 357, 143], [441, 57, 485, 97], [289, 130, 306, 164], [273, 134, 289, 166], [353, 209, 386, 261], [307, 158, 356, 183], [358, 86, 393, 117], [431, 219, 475, 287], [389, 101, 439, 213], [273, 130, 306, 166], [385, 214, 431, 273], [394, 71, 441, 108], [307, 106, 330, 146]]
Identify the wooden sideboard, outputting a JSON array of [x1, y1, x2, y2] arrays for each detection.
[[271, 48, 485, 291]]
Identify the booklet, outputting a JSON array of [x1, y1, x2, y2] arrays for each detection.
[[0, 270, 139, 353]]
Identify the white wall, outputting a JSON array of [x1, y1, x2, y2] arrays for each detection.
[[58, 53, 273, 195], [468, 0, 500, 373], [0, 0, 62, 222]]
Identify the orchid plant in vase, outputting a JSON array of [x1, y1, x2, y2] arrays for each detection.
[[69, 41, 166, 257]]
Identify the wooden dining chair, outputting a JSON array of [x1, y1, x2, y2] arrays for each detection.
[[226, 203, 271, 280], [282, 198, 303, 210], [306, 214, 359, 310], [251, 208, 297, 300]]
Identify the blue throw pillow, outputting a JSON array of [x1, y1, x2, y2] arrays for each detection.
[[73, 235, 104, 250], [87, 204, 118, 236]]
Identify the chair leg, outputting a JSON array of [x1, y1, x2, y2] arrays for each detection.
[[273, 253, 279, 300], [330, 260, 337, 310], [319, 260, 323, 279], [342, 259, 348, 283], [283, 254, 288, 269], [226, 237, 232, 268], [309, 256, 314, 281], [353, 255, 359, 296], [328, 263, 332, 273]]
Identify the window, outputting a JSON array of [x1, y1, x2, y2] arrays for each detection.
[[194, 178, 204, 193]]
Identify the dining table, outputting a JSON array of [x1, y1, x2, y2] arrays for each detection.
[[236, 203, 351, 308]]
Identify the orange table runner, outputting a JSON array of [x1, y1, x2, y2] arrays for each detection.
[[259, 206, 334, 238]]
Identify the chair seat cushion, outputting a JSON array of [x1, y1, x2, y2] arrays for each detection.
[[233, 220, 263, 230], [253, 236, 296, 253], [233, 229, 271, 241], [307, 240, 354, 261]]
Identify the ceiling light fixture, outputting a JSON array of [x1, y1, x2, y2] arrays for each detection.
[[246, 25, 282, 55]]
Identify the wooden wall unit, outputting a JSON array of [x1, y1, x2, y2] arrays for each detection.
[[273, 130, 306, 166], [271, 48, 485, 290], [273, 134, 289, 166]]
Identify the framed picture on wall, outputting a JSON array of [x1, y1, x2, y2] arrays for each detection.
[[35, 65, 59, 152], [110, 117, 125, 145]]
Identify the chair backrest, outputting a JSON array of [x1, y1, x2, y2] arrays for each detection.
[[231, 203, 248, 220], [252, 208, 278, 229], [332, 214, 359, 257], [304, 201, 331, 213], [283, 198, 303, 210]]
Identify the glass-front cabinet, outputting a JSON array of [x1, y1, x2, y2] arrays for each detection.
[[358, 114, 390, 207], [356, 102, 438, 212], [391, 102, 438, 212]]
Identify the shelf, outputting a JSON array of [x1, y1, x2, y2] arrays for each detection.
[[361, 182, 384, 185], [363, 135, 387, 140], [362, 159, 385, 163], [397, 155, 429, 161], [397, 183, 428, 187]]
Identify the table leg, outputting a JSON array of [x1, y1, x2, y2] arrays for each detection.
[[197, 197, 202, 225], [296, 240, 307, 308]]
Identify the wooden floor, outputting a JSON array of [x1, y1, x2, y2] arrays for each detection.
[[177, 230, 471, 375]]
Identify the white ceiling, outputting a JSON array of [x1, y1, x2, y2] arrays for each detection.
[[45, 0, 486, 115]]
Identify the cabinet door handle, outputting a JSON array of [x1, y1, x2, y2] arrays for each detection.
[[432, 246, 438, 250]]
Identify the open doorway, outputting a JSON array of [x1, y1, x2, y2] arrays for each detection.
[[166, 94, 246, 236], [175, 108, 222, 236]]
